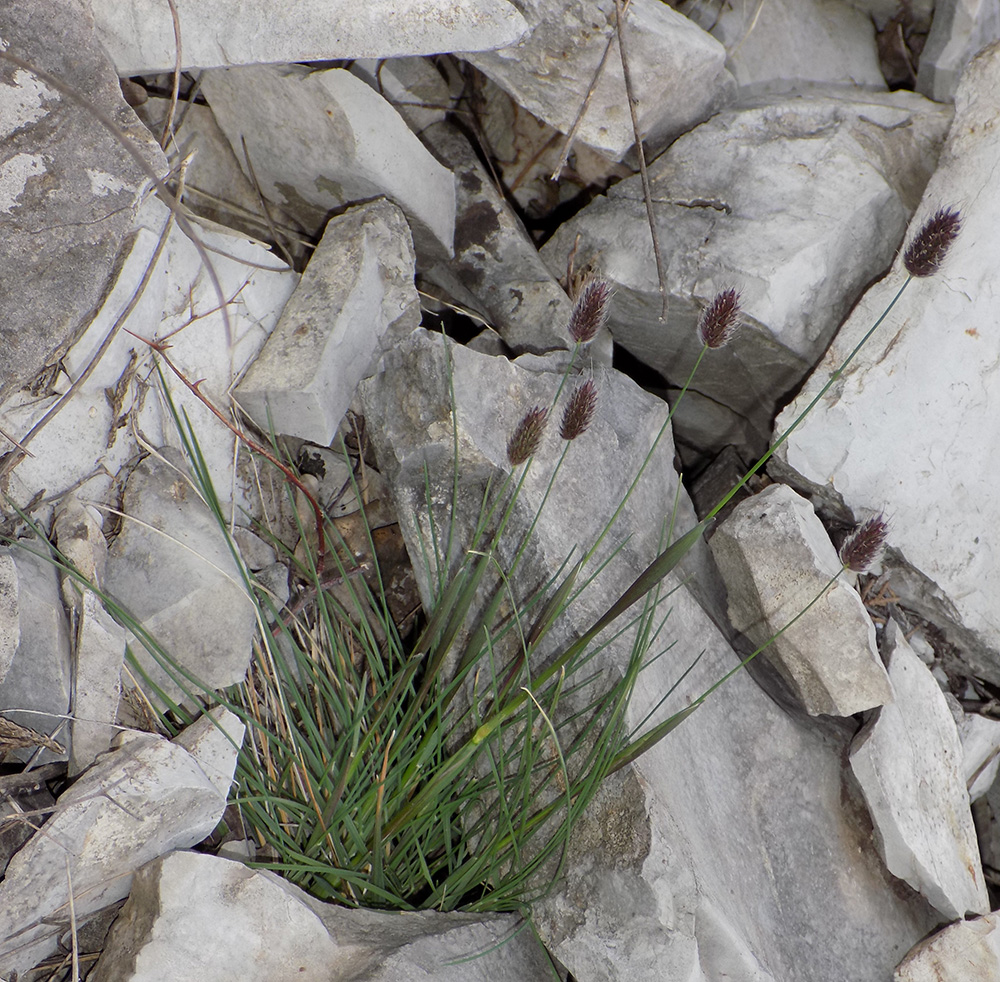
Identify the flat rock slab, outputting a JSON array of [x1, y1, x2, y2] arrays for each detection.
[[91, 851, 555, 982], [93, 0, 528, 75], [850, 621, 988, 920], [464, 0, 734, 160], [709, 483, 892, 716], [201, 64, 456, 259], [0, 0, 166, 401], [775, 40, 1000, 684], [541, 92, 951, 435], [0, 712, 242, 980], [236, 198, 420, 444], [103, 448, 257, 705]]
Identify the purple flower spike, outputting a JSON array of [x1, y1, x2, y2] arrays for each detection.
[[507, 406, 548, 466], [697, 289, 742, 349], [903, 208, 961, 277], [560, 380, 598, 441], [839, 514, 890, 573], [568, 278, 613, 344]]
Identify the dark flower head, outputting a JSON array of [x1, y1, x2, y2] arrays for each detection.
[[507, 406, 548, 466], [903, 207, 961, 277], [697, 289, 742, 349], [568, 278, 613, 344], [560, 379, 598, 441], [839, 513, 890, 573]]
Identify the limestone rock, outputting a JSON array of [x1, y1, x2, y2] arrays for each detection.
[[0, 716, 239, 979], [709, 483, 893, 716], [103, 448, 257, 705], [90, 851, 555, 982], [463, 0, 734, 161], [201, 65, 456, 259], [775, 41, 1000, 686], [0, 0, 165, 402], [92, 0, 528, 75], [236, 199, 420, 444], [895, 912, 1000, 981], [850, 621, 989, 920]]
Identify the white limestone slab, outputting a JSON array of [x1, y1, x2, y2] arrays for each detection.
[[776, 41, 1000, 683], [93, 0, 528, 75], [850, 621, 989, 919]]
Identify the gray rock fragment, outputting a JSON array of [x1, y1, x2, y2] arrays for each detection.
[[541, 92, 951, 442], [90, 851, 555, 982], [0, 547, 72, 762], [236, 199, 420, 444], [419, 123, 576, 355], [201, 65, 456, 259], [0, 0, 165, 402], [709, 483, 893, 716], [103, 448, 256, 705], [68, 591, 126, 776], [463, 0, 734, 161], [851, 621, 989, 920], [681, 0, 886, 97], [0, 552, 18, 685], [92, 0, 529, 75], [917, 0, 1000, 102], [895, 911, 1000, 980], [0, 716, 239, 980]]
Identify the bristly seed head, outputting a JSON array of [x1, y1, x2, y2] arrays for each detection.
[[697, 289, 742, 349], [507, 406, 548, 466], [560, 379, 598, 441], [839, 513, 890, 573], [568, 278, 613, 344], [903, 207, 961, 277]]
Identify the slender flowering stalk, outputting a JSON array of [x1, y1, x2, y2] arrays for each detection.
[[839, 514, 889, 573], [568, 278, 613, 344], [560, 380, 598, 441], [507, 406, 548, 466], [697, 289, 742, 349], [903, 208, 962, 277]]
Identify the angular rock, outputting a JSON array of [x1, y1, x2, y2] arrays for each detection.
[[541, 91, 951, 444], [463, 0, 734, 161], [895, 912, 1000, 981], [68, 591, 127, 776], [0, 0, 165, 402], [959, 710, 1000, 801], [0, 547, 72, 762], [0, 715, 239, 979], [201, 65, 456, 259], [419, 123, 576, 355], [681, 0, 886, 97], [0, 552, 18, 685], [53, 496, 108, 606], [709, 483, 893, 716], [236, 199, 420, 444], [349, 56, 461, 138], [850, 621, 988, 920], [360, 330, 936, 981], [917, 0, 1000, 102], [90, 851, 555, 982], [93, 0, 528, 75], [103, 447, 257, 704], [775, 41, 1000, 685]]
